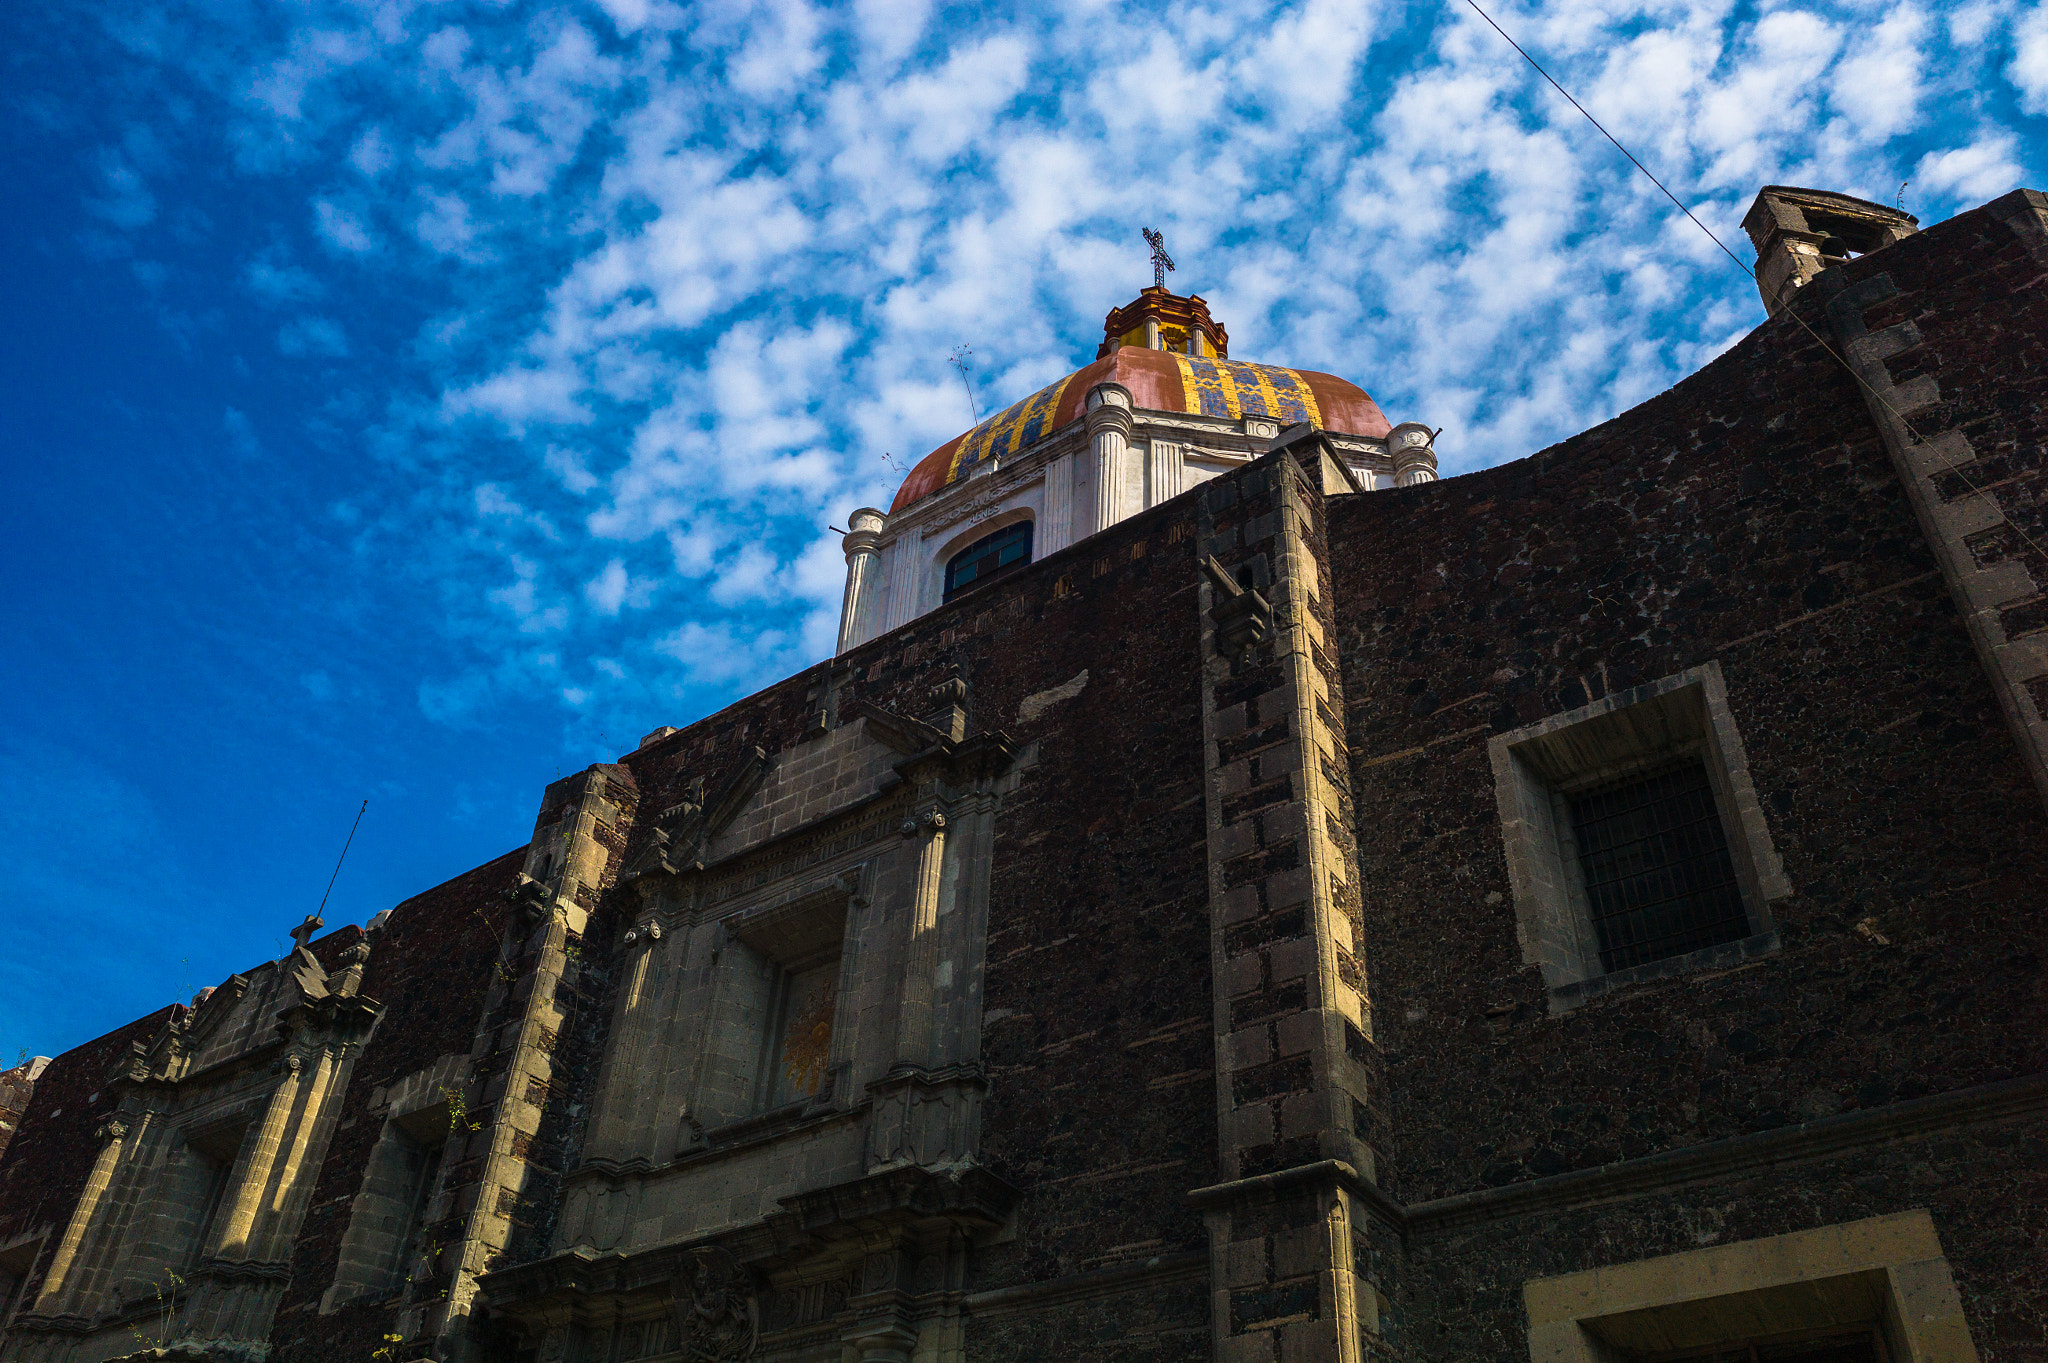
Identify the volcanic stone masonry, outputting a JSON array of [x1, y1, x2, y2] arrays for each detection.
[[1, 184, 2044, 1363]]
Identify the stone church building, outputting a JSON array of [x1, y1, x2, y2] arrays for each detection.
[[2, 184, 2045, 1363]]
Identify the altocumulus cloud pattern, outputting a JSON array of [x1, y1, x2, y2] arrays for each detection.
[[53, 0, 2048, 711]]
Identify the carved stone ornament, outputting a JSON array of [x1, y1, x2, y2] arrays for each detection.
[[670, 1245, 758, 1363], [96, 1117, 128, 1144], [625, 748, 769, 882]]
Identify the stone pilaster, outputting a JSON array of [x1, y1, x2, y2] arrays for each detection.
[[433, 762, 637, 1363], [1191, 445, 1403, 1362], [881, 529, 923, 634], [1042, 452, 1076, 556], [207, 1060, 303, 1262], [889, 809, 949, 1071], [1149, 438, 1184, 507], [32, 1118, 130, 1315], [1088, 383, 1134, 536]]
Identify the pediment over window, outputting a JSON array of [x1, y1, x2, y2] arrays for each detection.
[[704, 717, 923, 863]]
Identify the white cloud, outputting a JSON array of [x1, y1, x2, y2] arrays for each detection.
[[223, 406, 261, 458], [349, 127, 396, 178], [584, 558, 655, 614], [488, 554, 570, 635], [415, 190, 481, 257], [1913, 135, 2023, 203], [244, 256, 323, 302], [2012, 4, 2048, 116], [96, 0, 2048, 748]]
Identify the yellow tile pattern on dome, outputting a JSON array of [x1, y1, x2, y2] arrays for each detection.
[[1171, 354, 1323, 428], [944, 371, 1078, 487]]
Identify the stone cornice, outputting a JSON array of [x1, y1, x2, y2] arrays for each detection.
[[961, 1249, 1207, 1318], [479, 1165, 1021, 1324]]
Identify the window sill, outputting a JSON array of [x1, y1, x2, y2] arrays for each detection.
[[1547, 930, 1780, 1013]]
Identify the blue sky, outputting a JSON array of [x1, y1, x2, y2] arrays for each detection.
[[3, 0, 2044, 1062]]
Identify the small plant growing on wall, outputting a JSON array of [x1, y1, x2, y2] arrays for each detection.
[[125, 1268, 185, 1350], [441, 1085, 480, 1134]]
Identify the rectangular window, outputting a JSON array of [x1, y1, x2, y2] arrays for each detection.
[[1489, 663, 1792, 1010], [718, 877, 855, 1120], [1522, 1211, 1976, 1363], [1569, 761, 1749, 973], [0, 1236, 45, 1332]]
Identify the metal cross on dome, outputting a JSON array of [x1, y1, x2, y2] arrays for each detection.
[[1142, 227, 1175, 290]]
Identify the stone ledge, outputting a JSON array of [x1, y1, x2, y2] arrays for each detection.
[[1186, 1157, 1405, 1234], [1406, 1072, 2048, 1236], [961, 1249, 1207, 1318]]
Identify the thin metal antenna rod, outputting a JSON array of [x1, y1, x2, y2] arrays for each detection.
[[317, 799, 369, 919]]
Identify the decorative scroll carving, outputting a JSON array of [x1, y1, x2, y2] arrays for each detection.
[[626, 748, 770, 882], [670, 1246, 758, 1362]]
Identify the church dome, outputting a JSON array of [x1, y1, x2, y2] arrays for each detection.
[[890, 345, 1393, 513]]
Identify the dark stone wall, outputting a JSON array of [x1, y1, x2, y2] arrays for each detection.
[[0, 1066, 38, 1175], [1858, 191, 2048, 654], [858, 502, 1218, 1306], [268, 852, 525, 1363], [504, 496, 1221, 1357], [1327, 192, 2048, 1357], [0, 1010, 173, 1307], [1403, 1119, 2047, 1361]]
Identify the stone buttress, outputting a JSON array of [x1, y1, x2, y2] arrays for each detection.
[[1189, 437, 1404, 1363]]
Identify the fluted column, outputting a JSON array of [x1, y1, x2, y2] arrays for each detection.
[[1388, 422, 1439, 485], [890, 810, 949, 1069], [34, 1116, 131, 1311], [1087, 384, 1134, 536], [1146, 439, 1182, 508], [1041, 454, 1075, 556], [252, 1045, 346, 1261], [836, 508, 887, 654], [209, 1057, 303, 1259], [881, 532, 921, 632]]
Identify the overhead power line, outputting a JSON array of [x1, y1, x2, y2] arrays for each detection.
[[1459, 0, 2048, 569]]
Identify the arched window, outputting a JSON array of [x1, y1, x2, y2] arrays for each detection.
[[943, 521, 1033, 602]]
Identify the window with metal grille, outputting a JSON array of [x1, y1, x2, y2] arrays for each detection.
[[1569, 760, 1749, 973], [943, 522, 1032, 601]]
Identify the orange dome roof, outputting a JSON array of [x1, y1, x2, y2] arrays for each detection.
[[890, 346, 1392, 513]]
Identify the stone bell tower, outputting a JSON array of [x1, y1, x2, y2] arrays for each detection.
[[1742, 185, 1918, 316]]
